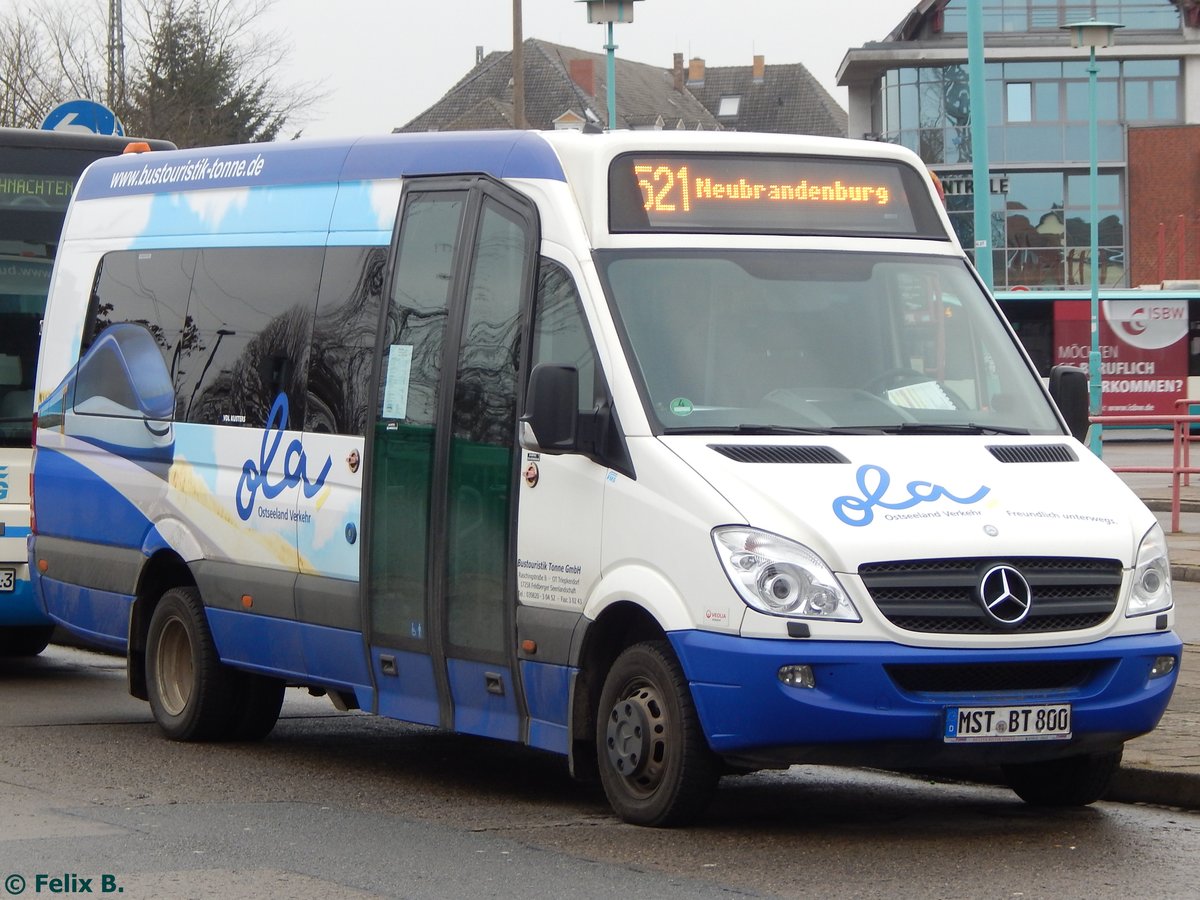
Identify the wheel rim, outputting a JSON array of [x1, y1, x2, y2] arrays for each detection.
[[154, 616, 193, 717], [605, 679, 671, 797]]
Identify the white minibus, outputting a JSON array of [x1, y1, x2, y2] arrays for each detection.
[[30, 130, 1180, 825]]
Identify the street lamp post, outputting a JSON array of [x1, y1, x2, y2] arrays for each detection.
[[1062, 18, 1123, 458], [577, 0, 644, 130]]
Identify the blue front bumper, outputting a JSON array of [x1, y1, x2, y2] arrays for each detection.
[[669, 630, 1181, 767]]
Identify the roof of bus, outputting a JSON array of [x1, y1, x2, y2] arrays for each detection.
[[0, 126, 174, 153], [73, 129, 930, 203]]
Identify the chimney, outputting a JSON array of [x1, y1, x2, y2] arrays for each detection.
[[476, 45, 484, 66], [570, 58, 596, 96], [687, 57, 705, 86], [752, 54, 765, 84], [672, 52, 684, 92]]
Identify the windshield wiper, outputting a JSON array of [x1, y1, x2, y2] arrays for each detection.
[[877, 422, 1030, 435]]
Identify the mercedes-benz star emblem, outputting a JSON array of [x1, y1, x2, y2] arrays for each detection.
[[977, 564, 1033, 626]]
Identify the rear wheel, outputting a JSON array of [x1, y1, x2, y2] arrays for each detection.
[[0, 625, 54, 657], [596, 641, 719, 826], [1002, 749, 1123, 807], [229, 672, 285, 741], [146, 586, 238, 741]]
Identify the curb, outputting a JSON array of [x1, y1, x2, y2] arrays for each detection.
[[1109, 767, 1200, 810], [1172, 563, 1200, 583]]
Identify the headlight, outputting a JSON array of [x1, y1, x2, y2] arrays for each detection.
[[1128, 523, 1172, 617], [713, 527, 860, 621]]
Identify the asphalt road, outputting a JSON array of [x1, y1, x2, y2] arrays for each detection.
[[3, 646, 1200, 899]]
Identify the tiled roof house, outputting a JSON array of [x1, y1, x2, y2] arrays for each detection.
[[397, 39, 719, 133], [679, 55, 848, 137]]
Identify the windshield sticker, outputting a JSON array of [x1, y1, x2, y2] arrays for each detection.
[[833, 463, 990, 527], [382, 344, 413, 420], [669, 397, 694, 416]]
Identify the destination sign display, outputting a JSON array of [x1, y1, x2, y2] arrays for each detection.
[[609, 153, 943, 237], [0, 173, 77, 211]]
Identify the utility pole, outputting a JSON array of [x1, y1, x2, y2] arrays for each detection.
[[107, 0, 125, 108], [512, 0, 525, 129]]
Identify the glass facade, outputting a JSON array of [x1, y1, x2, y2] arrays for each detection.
[[941, 1, 1180, 34], [878, 52, 1181, 289]]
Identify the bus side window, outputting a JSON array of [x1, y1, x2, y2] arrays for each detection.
[[85, 249, 194, 377], [531, 260, 598, 413], [176, 247, 322, 429], [306, 246, 387, 435]]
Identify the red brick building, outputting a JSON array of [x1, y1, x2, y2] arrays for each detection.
[[1128, 124, 1200, 287]]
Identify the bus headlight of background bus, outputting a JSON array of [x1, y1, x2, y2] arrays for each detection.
[[1128, 522, 1173, 617], [713, 527, 860, 621]]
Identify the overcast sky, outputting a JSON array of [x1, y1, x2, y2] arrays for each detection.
[[264, 0, 915, 138]]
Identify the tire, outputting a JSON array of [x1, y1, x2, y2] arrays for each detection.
[[1003, 749, 1123, 807], [596, 641, 719, 827], [0, 625, 54, 657], [145, 586, 238, 741], [228, 672, 285, 741]]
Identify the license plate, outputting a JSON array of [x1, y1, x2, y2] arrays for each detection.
[[0, 568, 14, 592], [944, 703, 1072, 743]]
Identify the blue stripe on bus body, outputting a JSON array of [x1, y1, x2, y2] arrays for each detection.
[[2, 526, 31, 538], [76, 131, 565, 203], [206, 607, 371, 698], [519, 660, 572, 755], [372, 647, 441, 727], [339, 131, 566, 183], [36, 575, 130, 649], [33, 448, 159, 548], [446, 658, 521, 743]]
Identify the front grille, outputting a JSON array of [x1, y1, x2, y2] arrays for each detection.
[[859, 557, 1122, 634], [886, 659, 1104, 694]]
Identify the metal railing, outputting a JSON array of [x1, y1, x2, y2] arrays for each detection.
[[1092, 405, 1200, 533]]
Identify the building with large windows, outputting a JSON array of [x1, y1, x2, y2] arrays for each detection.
[[838, 0, 1193, 293]]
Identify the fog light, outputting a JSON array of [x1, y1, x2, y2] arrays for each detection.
[[1150, 656, 1177, 679], [778, 664, 816, 689]]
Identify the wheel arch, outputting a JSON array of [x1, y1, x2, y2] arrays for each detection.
[[127, 548, 195, 700], [567, 599, 673, 781]]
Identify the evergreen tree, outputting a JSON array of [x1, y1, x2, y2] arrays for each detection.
[[120, 0, 287, 146]]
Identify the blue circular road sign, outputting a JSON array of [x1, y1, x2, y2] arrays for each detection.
[[40, 99, 125, 136]]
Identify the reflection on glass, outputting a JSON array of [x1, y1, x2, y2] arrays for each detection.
[[599, 250, 1063, 435]]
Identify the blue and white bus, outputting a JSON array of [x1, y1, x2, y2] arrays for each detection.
[[30, 130, 1180, 825], [0, 127, 171, 657]]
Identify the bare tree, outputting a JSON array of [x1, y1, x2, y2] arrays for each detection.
[[0, 0, 320, 144]]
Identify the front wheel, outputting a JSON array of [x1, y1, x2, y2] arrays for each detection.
[[1002, 749, 1122, 807], [596, 641, 718, 826]]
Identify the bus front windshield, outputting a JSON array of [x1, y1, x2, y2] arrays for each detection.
[[598, 250, 1063, 436]]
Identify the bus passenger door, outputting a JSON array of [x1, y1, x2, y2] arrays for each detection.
[[367, 178, 536, 741]]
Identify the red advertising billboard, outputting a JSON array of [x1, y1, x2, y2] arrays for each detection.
[[1053, 298, 1188, 415]]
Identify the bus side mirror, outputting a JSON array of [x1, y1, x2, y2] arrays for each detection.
[[521, 364, 578, 452], [1049, 364, 1089, 443]]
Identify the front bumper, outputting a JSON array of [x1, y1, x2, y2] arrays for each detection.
[[669, 630, 1181, 768]]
